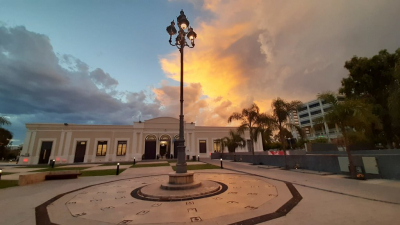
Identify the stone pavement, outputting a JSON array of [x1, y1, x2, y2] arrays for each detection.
[[47, 173, 286, 224], [203, 159, 400, 204], [0, 159, 399, 224], [203, 159, 400, 225]]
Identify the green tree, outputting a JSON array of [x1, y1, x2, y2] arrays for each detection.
[[312, 137, 328, 143], [339, 49, 400, 148], [0, 116, 11, 126], [388, 63, 400, 143], [316, 92, 381, 178], [270, 98, 302, 169], [228, 103, 264, 161], [0, 128, 13, 147], [0, 116, 13, 159], [219, 130, 246, 153]]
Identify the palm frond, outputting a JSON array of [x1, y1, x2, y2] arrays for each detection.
[[317, 92, 338, 106], [237, 122, 248, 135], [227, 112, 243, 123]]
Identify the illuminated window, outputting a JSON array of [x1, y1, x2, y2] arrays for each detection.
[[199, 140, 206, 153], [97, 141, 107, 156], [117, 141, 127, 156], [213, 140, 221, 152]]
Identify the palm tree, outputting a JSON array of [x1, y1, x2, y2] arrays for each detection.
[[254, 113, 276, 150], [270, 98, 302, 169], [316, 92, 381, 178], [228, 103, 265, 163], [219, 130, 246, 153]]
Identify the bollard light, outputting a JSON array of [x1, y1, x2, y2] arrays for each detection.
[[0, 169, 2, 180], [133, 157, 136, 165], [198, 155, 200, 162], [116, 163, 120, 175], [52, 159, 55, 168], [220, 158, 223, 169]]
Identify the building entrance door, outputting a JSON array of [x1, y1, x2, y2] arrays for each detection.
[[38, 141, 53, 164], [159, 135, 171, 159], [144, 135, 157, 160], [74, 141, 86, 163]]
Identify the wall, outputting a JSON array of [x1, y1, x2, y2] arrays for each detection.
[[306, 143, 338, 152], [212, 152, 400, 180]]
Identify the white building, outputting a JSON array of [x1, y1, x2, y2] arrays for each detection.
[[289, 96, 344, 143], [18, 117, 262, 165]]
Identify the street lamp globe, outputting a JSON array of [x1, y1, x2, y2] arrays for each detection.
[[166, 21, 177, 36], [177, 10, 189, 30], [187, 27, 197, 45]]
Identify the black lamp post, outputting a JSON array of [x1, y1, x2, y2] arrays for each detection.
[[166, 10, 197, 173]]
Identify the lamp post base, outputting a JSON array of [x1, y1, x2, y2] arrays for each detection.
[[176, 163, 187, 173]]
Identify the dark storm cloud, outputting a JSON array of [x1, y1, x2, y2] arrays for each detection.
[[0, 25, 161, 143], [90, 68, 119, 89]]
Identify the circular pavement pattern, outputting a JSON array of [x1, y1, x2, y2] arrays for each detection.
[[42, 172, 300, 225]]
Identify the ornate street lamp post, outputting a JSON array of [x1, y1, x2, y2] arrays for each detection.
[[166, 10, 197, 173]]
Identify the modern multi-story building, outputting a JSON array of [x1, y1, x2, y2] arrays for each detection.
[[18, 117, 261, 165], [289, 96, 344, 143]]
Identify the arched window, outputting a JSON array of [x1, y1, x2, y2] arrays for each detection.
[[145, 135, 157, 141], [160, 135, 171, 141]]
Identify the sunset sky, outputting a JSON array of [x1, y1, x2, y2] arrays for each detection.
[[1, 0, 400, 145]]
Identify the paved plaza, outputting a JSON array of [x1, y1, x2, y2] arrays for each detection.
[[0, 159, 399, 224]]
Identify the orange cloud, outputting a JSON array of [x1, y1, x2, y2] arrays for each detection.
[[157, 0, 400, 126]]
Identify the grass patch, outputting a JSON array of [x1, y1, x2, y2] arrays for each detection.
[[34, 167, 89, 172], [1, 172, 15, 175], [1, 172, 14, 176], [99, 162, 135, 166], [18, 165, 60, 168], [171, 164, 220, 171], [80, 169, 126, 176], [130, 163, 170, 168], [0, 180, 19, 189], [167, 159, 177, 163]]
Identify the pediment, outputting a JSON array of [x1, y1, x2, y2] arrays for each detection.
[[144, 117, 179, 124]]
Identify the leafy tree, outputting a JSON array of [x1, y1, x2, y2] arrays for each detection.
[[228, 103, 264, 161], [270, 98, 302, 169], [0, 115, 13, 159], [311, 137, 328, 143], [219, 130, 246, 153], [0, 128, 13, 159], [388, 63, 400, 143], [339, 49, 400, 148], [0, 128, 13, 147], [316, 92, 381, 178], [0, 116, 11, 126], [264, 142, 282, 150]]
